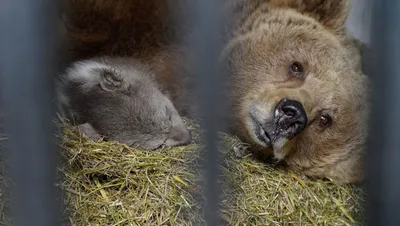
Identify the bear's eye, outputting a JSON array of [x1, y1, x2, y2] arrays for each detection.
[[289, 62, 304, 77], [319, 114, 332, 128]]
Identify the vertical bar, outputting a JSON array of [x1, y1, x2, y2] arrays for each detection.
[[186, 0, 225, 225], [364, 0, 400, 225], [0, 0, 61, 226], [345, 0, 372, 46]]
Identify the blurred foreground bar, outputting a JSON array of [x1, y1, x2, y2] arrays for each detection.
[[0, 0, 61, 226], [365, 0, 400, 225], [185, 0, 225, 225]]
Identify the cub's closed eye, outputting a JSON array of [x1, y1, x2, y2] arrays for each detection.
[[289, 62, 305, 78], [165, 106, 172, 121], [319, 114, 332, 128]]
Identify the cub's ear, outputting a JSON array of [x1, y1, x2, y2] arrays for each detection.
[[270, 0, 350, 34], [98, 68, 124, 92]]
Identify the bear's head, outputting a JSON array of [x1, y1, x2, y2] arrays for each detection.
[[58, 57, 192, 150], [222, 0, 370, 184]]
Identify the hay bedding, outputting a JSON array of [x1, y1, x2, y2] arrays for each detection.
[[0, 118, 365, 225]]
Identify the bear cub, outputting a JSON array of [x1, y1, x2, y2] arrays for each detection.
[[57, 56, 191, 149]]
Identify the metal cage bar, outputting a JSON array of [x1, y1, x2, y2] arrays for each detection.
[[365, 0, 400, 225], [186, 0, 225, 225], [0, 1, 61, 225]]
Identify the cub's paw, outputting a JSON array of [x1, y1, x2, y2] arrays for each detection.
[[72, 123, 103, 142]]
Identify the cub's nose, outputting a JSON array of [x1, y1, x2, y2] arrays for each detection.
[[274, 98, 308, 139], [165, 124, 192, 147]]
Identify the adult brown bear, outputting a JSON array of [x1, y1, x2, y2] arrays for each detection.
[[61, 0, 369, 184]]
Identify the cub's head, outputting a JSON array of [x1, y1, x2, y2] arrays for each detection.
[[58, 57, 191, 150], [223, 0, 369, 184]]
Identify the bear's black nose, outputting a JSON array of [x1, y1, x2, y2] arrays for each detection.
[[274, 98, 308, 139]]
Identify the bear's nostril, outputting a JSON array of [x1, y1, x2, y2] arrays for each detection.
[[276, 99, 305, 119], [281, 105, 297, 118]]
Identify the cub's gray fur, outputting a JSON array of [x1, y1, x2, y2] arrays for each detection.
[[57, 56, 191, 149]]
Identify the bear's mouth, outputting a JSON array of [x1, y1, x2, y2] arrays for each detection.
[[249, 113, 273, 147], [254, 123, 271, 146]]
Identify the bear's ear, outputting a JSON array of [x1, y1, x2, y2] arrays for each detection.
[[98, 68, 124, 92], [270, 0, 350, 34]]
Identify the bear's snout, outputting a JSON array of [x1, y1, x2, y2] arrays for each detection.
[[273, 98, 308, 140], [164, 123, 192, 147], [247, 97, 308, 150]]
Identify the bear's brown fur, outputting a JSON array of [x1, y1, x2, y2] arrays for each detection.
[[60, 0, 370, 184]]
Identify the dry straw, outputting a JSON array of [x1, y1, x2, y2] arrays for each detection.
[[1, 118, 365, 225]]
